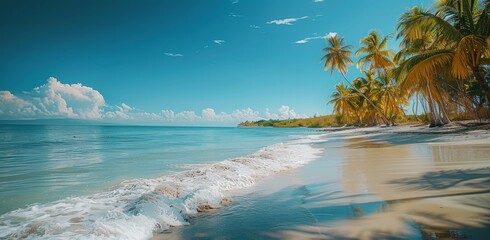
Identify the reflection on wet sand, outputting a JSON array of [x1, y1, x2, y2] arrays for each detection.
[[270, 137, 490, 240]]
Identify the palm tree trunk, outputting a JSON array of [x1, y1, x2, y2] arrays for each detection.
[[433, 82, 451, 124], [384, 95, 390, 121], [426, 82, 442, 127], [472, 67, 490, 106], [413, 93, 420, 121], [427, 97, 436, 127], [438, 101, 451, 124], [340, 73, 391, 126], [420, 95, 430, 123]]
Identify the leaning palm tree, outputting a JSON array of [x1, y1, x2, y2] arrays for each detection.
[[351, 76, 380, 125], [396, 1, 490, 106], [328, 83, 358, 123], [373, 74, 407, 123], [322, 35, 390, 125], [355, 31, 396, 75]]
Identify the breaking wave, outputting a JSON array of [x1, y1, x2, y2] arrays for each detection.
[[0, 135, 324, 239]]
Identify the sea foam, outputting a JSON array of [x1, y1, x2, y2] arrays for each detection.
[[0, 135, 323, 239]]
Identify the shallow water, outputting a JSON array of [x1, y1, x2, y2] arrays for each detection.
[[0, 125, 322, 239], [164, 134, 490, 240]]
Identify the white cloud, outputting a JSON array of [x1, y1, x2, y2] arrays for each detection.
[[214, 40, 226, 45], [0, 78, 103, 119], [35, 77, 106, 119], [201, 108, 217, 120], [314, 0, 324, 3], [0, 78, 309, 125], [161, 109, 175, 119], [265, 108, 279, 120], [170, 111, 196, 121], [159, 107, 261, 123], [230, 108, 261, 121], [265, 106, 308, 120], [278, 105, 308, 119], [105, 103, 134, 119], [0, 77, 106, 119], [0, 91, 39, 118], [231, 0, 240, 4], [249, 25, 261, 29], [267, 16, 308, 25], [229, 13, 241, 18], [164, 52, 184, 57], [295, 32, 337, 44]]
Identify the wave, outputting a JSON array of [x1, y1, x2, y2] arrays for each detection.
[[0, 135, 324, 240]]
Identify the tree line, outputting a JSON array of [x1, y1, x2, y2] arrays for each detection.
[[323, 0, 490, 127]]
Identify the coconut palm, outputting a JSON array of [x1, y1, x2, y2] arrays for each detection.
[[322, 35, 391, 125], [328, 83, 358, 123], [351, 76, 380, 125], [372, 74, 407, 123], [355, 31, 396, 75], [396, 1, 490, 106]]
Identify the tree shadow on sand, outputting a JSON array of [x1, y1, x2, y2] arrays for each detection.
[[262, 168, 490, 239], [160, 177, 490, 240], [389, 167, 490, 191]]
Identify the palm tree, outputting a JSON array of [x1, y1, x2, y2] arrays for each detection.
[[322, 35, 391, 125], [351, 76, 379, 125], [372, 74, 407, 123], [395, 6, 451, 126], [355, 31, 396, 75], [396, 1, 490, 106], [328, 83, 358, 123]]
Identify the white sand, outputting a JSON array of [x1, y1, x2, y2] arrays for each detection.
[[268, 123, 490, 239], [157, 122, 490, 240]]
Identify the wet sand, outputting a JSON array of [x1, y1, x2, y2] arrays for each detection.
[[156, 124, 490, 240]]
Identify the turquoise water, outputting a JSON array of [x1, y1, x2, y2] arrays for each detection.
[[0, 125, 314, 215]]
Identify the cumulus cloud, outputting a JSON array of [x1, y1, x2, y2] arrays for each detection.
[[159, 107, 261, 123], [231, 108, 261, 121], [314, 0, 324, 2], [0, 91, 39, 118], [265, 106, 308, 120], [0, 77, 106, 119], [295, 32, 337, 44], [265, 108, 279, 120], [249, 25, 261, 29], [0, 78, 308, 125], [105, 103, 134, 119], [214, 40, 226, 45], [31, 77, 106, 119], [164, 52, 184, 57], [267, 16, 308, 25]]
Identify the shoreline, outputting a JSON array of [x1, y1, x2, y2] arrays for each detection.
[[2, 123, 489, 239], [0, 128, 324, 239], [161, 122, 490, 240]]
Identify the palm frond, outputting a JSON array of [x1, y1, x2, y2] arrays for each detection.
[[396, 49, 454, 90], [452, 34, 488, 78]]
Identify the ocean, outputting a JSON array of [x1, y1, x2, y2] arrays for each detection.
[[0, 125, 322, 239]]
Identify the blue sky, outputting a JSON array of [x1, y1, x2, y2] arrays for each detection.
[[0, 0, 432, 125]]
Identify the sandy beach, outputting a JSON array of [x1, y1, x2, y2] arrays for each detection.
[[159, 122, 490, 240]]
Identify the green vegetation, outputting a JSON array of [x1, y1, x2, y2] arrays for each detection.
[[238, 114, 433, 128], [324, 0, 490, 127], [242, 0, 489, 129], [238, 115, 338, 128]]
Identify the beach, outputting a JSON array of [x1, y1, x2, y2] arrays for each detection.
[[0, 126, 321, 239], [2, 0, 490, 239], [1, 123, 489, 239], [159, 123, 490, 240]]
